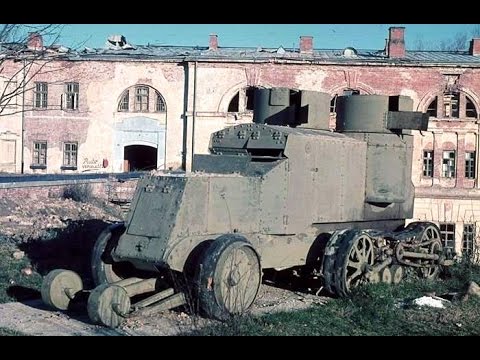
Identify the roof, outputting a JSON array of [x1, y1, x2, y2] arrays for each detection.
[[74, 45, 480, 65], [4, 41, 480, 66]]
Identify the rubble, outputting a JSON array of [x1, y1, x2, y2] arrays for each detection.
[[0, 196, 124, 244], [12, 251, 25, 260]]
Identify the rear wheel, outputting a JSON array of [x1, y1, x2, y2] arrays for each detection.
[[323, 229, 376, 297], [196, 234, 262, 321]]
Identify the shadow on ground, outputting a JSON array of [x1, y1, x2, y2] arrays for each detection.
[[6, 219, 113, 303]]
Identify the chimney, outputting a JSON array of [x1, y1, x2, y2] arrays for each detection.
[[27, 32, 43, 51], [470, 39, 480, 56], [299, 36, 313, 54], [209, 34, 218, 51], [387, 27, 405, 59]]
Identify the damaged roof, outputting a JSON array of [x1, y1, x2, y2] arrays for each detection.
[[73, 45, 480, 65], [3, 41, 480, 66]]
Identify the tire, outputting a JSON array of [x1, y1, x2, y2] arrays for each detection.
[[196, 234, 262, 321], [91, 223, 132, 286]]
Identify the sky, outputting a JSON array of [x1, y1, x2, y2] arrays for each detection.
[[53, 24, 479, 51]]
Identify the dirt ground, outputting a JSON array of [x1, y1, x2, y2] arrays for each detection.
[[0, 192, 330, 336], [0, 284, 330, 336]]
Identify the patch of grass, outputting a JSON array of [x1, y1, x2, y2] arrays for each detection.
[[193, 265, 480, 336], [0, 244, 43, 303], [0, 327, 26, 336]]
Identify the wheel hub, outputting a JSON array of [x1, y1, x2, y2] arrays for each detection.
[[227, 269, 241, 286]]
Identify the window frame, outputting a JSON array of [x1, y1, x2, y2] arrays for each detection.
[[439, 223, 456, 250], [155, 91, 166, 112], [62, 142, 78, 170], [423, 150, 434, 178], [34, 82, 48, 109], [31, 141, 47, 169], [465, 151, 476, 179], [64, 82, 79, 111], [442, 150, 456, 178], [134, 86, 149, 112], [118, 90, 129, 112]]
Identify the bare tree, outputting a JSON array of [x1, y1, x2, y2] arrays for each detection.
[[0, 24, 70, 116], [412, 26, 480, 51], [438, 32, 468, 51]]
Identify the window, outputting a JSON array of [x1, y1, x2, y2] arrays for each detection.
[[32, 141, 47, 167], [426, 91, 478, 119], [440, 223, 455, 250], [463, 224, 475, 256], [444, 92, 459, 118], [442, 151, 456, 178], [423, 150, 434, 177], [155, 91, 166, 112], [134, 86, 149, 112], [427, 96, 437, 117], [117, 86, 166, 113], [466, 97, 478, 119], [34, 82, 48, 109], [118, 90, 129, 111], [227, 86, 256, 113], [330, 95, 338, 113], [465, 152, 476, 179], [64, 82, 79, 110], [63, 142, 78, 168], [228, 92, 240, 112]]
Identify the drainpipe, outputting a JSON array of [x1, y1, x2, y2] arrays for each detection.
[[20, 58, 26, 174], [191, 61, 197, 171], [477, 126, 480, 188]]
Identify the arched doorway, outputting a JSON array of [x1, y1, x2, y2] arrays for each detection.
[[123, 145, 157, 172]]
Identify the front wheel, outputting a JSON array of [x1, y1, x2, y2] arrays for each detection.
[[91, 223, 135, 286], [196, 234, 262, 321]]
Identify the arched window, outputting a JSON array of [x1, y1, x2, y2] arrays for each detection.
[[330, 88, 360, 113], [155, 91, 166, 112], [425, 90, 478, 119], [118, 90, 129, 112], [227, 86, 256, 113], [117, 85, 167, 113]]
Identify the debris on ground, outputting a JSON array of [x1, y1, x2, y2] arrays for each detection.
[[12, 251, 25, 260], [412, 296, 450, 309], [462, 281, 480, 302]]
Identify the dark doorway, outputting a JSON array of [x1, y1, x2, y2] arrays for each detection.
[[124, 145, 157, 172]]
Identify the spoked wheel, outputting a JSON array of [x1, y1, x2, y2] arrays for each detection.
[[411, 224, 443, 279], [418, 239, 443, 280], [196, 234, 262, 321], [323, 230, 376, 297], [91, 223, 136, 286]]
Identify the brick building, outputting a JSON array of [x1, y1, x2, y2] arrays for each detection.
[[1, 27, 480, 256]]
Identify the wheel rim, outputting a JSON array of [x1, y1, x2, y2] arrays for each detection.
[[419, 240, 443, 279], [214, 244, 261, 315], [418, 225, 443, 279], [421, 225, 441, 243], [344, 234, 375, 290]]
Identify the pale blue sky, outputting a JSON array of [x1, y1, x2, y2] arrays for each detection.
[[55, 24, 478, 50]]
